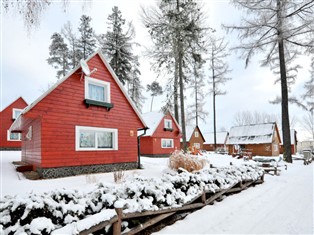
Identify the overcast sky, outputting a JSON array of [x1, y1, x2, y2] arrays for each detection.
[[1, 0, 312, 141]]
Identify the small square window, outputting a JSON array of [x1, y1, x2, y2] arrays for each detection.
[[85, 77, 110, 103], [7, 130, 21, 141], [12, 108, 23, 119], [164, 119, 172, 129]]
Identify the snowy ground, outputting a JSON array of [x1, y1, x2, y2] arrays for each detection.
[[1, 151, 313, 234]]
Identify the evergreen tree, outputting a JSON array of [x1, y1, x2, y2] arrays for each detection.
[[147, 81, 163, 112], [128, 57, 146, 112], [102, 6, 135, 85], [47, 32, 70, 79], [77, 15, 96, 60]]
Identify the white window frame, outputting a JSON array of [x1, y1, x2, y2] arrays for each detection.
[[194, 143, 200, 149], [7, 130, 21, 141], [75, 126, 118, 151], [273, 143, 278, 152], [195, 131, 199, 137], [161, 138, 174, 148], [12, 108, 23, 119], [164, 119, 172, 129], [85, 76, 110, 103]]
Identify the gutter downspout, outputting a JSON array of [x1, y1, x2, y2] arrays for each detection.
[[137, 127, 149, 169]]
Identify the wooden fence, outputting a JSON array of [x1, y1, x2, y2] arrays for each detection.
[[53, 174, 264, 235]]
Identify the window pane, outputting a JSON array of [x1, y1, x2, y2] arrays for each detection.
[[162, 140, 166, 148], [98, 132, 113, 148], [14, 110, 22, 119], [10, 132, 20, 140], [88, 83, 105, 102], [80, 131, 95, 148]]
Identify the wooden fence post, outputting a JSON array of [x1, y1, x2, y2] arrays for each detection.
[[113, 208, 123, 235], [201, 190, 206, 204]]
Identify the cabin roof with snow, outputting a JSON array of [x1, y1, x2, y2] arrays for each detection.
[[11, 50, 147, 131], [279, 129, 297, 145], [185, 125, 205, 142], [141, 111, 181, 136], [204, 132, 229, 145], [226, 122, 281, 145]]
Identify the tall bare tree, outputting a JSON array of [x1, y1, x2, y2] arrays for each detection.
[[208, 36, 231, 151], [224, 0, 314, 163], [141, 0, 209, 151]]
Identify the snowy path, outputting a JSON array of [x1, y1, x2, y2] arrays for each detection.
[[155, 160, 314, 234]]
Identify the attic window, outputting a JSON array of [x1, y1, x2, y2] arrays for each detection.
[[12, 108, 23, 120], [164, 119, 173, 131], [195, 131, 199, 137], [84, 77, 113, 110]]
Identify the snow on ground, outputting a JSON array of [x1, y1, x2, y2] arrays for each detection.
[[1, 151, 313, 234]]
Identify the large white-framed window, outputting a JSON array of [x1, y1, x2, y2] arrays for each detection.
[[161, 138, 174, 148], [12, 108, 23, 119], [76, 126, 118, 151], [164, 119, 172, 129], [195, 131, 199, 137], [85, 77, 110, 103], [7, 130, 21, 141]]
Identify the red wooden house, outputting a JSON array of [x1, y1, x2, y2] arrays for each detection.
[[181, 125, 206, 150], [139, 111, 181, 157], [10, 51, 147, 178], [0, 97, 27, 150]]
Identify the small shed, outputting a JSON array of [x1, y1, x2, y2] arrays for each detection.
[[10, 50, 147, 178], [181, 125, 206, 150], [203, 131, 229, 152], [0, 97, 28, 150], [280, 129, 298, 154], [139, 111, 181, 157], [226, 122, 281, 157]]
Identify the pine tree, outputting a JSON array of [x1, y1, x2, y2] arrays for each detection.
[[147, 81, 163, 112], [102, 6, 135, 85], [77, 15, 96, 60], [128, 57, 146, 112], [47, 32, 70, 79]]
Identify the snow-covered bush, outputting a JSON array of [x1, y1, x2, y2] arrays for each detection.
[[168, 150, 207, 172], [0, 164, 263, 234]]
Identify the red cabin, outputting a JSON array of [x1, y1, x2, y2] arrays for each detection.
[[10, 51, 147, 178], [139, 111, 181, 157], [181, 125, 206, 151], [0, 97, 28, 150]]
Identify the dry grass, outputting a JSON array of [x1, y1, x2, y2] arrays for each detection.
[[113, 170, 125, 183], [168, 150, 207, 172]]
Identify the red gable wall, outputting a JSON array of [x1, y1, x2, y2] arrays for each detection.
[[140, 113, 181, 156], [0, 97, 27, 149], [19, 54, 144, 169]]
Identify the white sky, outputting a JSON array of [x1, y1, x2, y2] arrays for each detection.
[[0, 0, 312, 141]]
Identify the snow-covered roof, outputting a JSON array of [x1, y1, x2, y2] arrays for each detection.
[[185, 125, 196, 141], [204, 132, 228, 145], [140, 111, 164, 136], [10, 50, 147, 131], [226, 123, 277, 145]]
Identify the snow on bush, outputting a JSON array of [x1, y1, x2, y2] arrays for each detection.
[[0, 164, 263, 234], [168, 150, 207, 172]]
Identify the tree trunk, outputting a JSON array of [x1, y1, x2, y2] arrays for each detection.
[[212, 56, 217, 151], [150, 96, 154, 112], [174, 60, 179, 123], [194, 64, 199, 127], [277, 0, 292, 163]]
